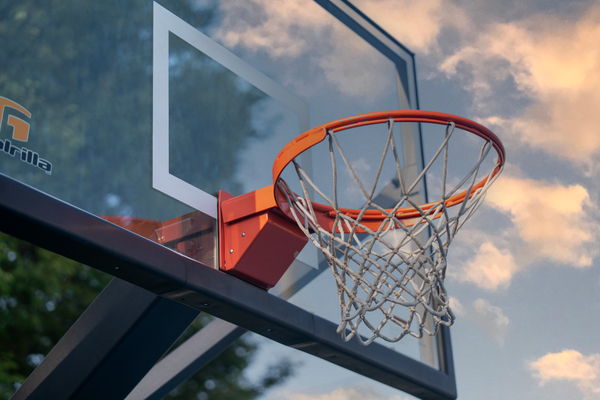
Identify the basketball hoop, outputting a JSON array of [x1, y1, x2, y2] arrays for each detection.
[[108, 110, 505, 346], [270, 110, 505, 345]]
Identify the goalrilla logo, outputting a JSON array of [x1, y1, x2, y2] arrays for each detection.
[[0, 96, 52, 174]]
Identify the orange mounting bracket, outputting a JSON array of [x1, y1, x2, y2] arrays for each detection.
[[218, 186, 308, 290]]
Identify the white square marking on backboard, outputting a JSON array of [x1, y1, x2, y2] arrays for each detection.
[[152, 2, 309, 219]]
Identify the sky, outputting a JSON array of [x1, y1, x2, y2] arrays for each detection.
[[190, 0, 600, 399]]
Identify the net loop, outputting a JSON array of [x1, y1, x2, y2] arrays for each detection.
[[276, 113, 504, 346]]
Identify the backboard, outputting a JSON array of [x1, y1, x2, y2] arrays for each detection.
[[0, 1, 454, 398]]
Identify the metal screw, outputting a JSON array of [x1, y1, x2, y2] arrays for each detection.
[[230, 249, 234, 253], [115, 267, 120, 270], [241, 232, 245, 237], [203, 303, 210, 307], [266, 328, 273, 332]]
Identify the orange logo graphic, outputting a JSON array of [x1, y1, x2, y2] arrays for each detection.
[[0, 96, 31, 142], [0, 96, 52, 174]]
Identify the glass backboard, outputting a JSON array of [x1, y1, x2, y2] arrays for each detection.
[[0, 1, 454, 398]]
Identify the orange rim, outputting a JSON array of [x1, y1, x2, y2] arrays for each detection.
[[272, 110, 505, 225]]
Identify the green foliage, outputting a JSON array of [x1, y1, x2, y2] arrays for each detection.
[[0, 233, 296, 400], [0, 232, 112, 399]]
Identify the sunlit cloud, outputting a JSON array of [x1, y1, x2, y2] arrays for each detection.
[[447, 173, 598, 291], [453, 241, 518, 290], [530, 350, 600, 399], [210, 0, 403, 100], [486, 175, 598, 267], [440, 5, 600, 169], [354, 0, 468, 53], [214, 0, 460, 55], [213, 0, 330, 57]]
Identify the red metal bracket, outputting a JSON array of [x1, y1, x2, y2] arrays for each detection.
[[218, 188, 308, 290]]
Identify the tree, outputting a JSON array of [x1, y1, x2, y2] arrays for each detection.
[[0, 232, 295, 400]]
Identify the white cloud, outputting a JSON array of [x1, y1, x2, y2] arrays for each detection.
[[214, 0, 461, 56], [486, 175, 598, 267], [448, 296, 466, 317], [213, 0, 330, 58], [446, 297, 509, 344], [471, 298, 509, 344], [210, 0, 410, 101], [454, 241, 518, 290], [354, 0, 467, 53], [286, 387, 410, 400], [446, 173, 599, 291], [530, 350, 600, 399], [319, 37, 390, 100], [440, 5, 600, 169]]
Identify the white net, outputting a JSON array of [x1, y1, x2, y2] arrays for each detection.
[[277, 118, 503, 346]]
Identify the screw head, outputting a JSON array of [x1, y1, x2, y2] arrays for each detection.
[[266, 328, 273, 332], [115, 267, 120, 270], [203, 303, 210, 307], [242, 232, 246, 237], [230, 249, 234, 253]]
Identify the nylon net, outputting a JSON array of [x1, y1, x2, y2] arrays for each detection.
[[277, 118, 503, 346]]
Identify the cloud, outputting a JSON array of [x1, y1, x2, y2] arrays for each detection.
[[454, 241, 518, 290], [318, 37, 390, 100], [471, 298, 509, 344], [486, 176, 598, 267], [530, 350, 600, 399], [440, 5, 600, 169], [449, 297, 509, 344], [448, 296, 466, 317], [209, 0, 429, 101], [215, 0, 459, 56], [286, 387, 410, 400], [214, 0, 331, 58], [354, 0, 467, 53], [447, 173, 598, 291]]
